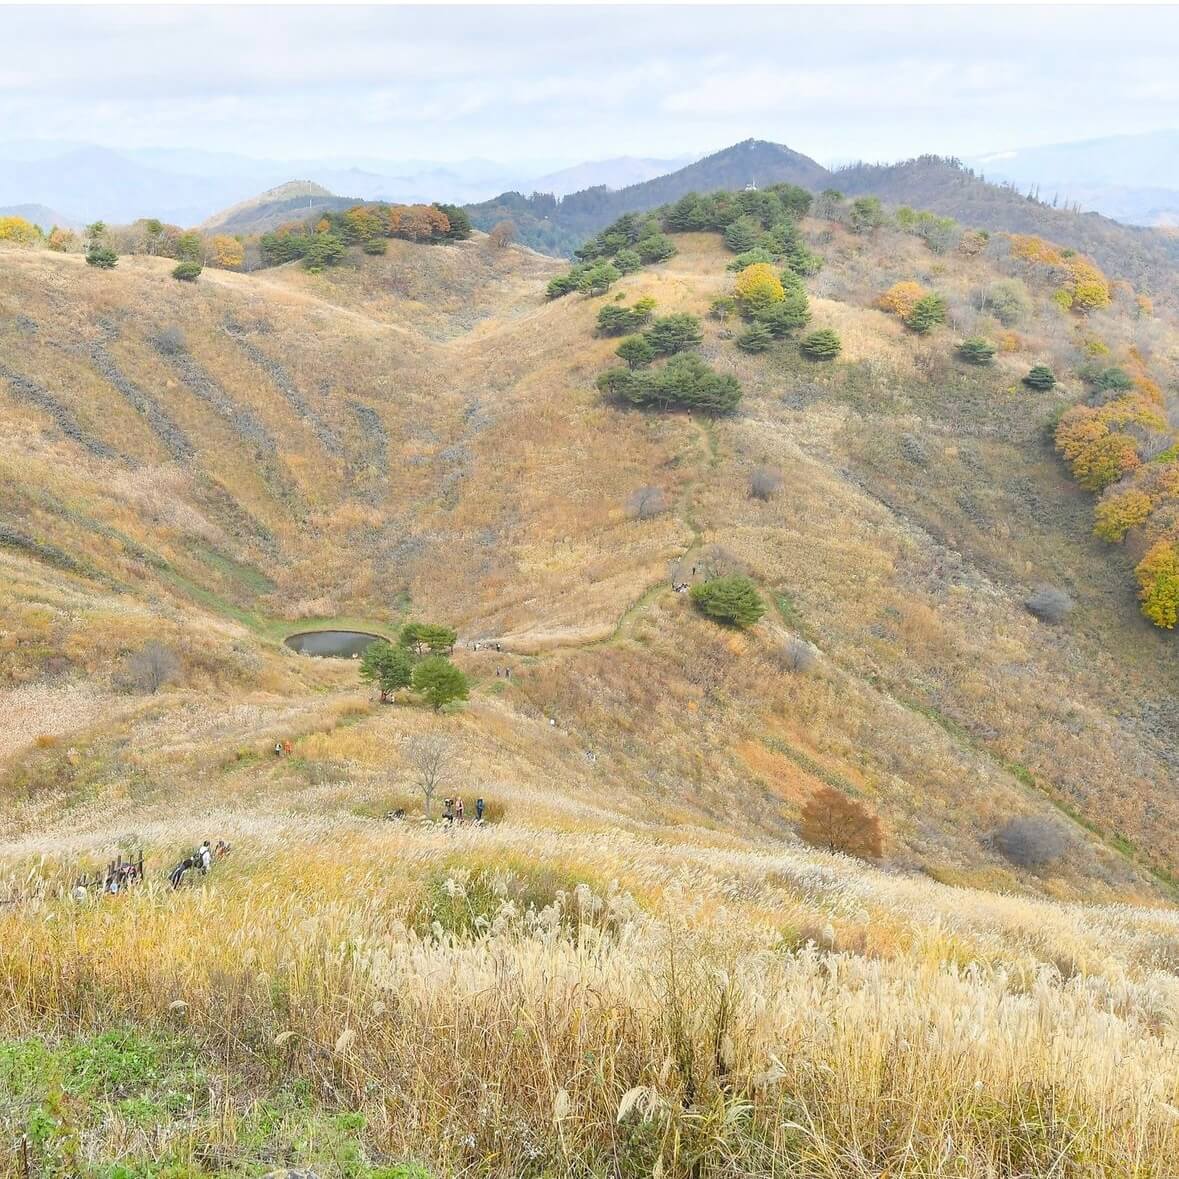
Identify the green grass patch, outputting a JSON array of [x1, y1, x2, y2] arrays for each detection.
[[0, 1030, 438, 1179], [763, 736, 864, 798], [191, 544, 276, 594]]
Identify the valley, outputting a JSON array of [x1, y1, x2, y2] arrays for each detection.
[[1, 180, 1178, 1177]]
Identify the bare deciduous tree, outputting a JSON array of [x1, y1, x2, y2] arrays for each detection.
[[695, 544, 745, 581], [153, 326, 186, 355], [749, 465, 784, 501], [773, 635, 817, 674], [487, 220, 517, 250], [993, 816, 1069, 868], [406, 731, 455, 819], [626, 485, 668, 521], [1025, 586, 1074, 625], [124, 641, 181, 694]]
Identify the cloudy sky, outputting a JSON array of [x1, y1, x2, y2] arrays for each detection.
[[6, 4, 1179, 164]]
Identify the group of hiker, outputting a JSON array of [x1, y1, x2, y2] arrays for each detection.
[[71, 854, 144, 901], [442, 796, 484, 825], [69, 839, 230, 900], [168, 839, 231, 889]]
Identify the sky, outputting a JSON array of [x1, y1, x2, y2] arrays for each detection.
[[5, 4, 1179, 165]]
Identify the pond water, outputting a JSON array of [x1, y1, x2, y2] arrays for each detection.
[[284, 630, 383, 659]]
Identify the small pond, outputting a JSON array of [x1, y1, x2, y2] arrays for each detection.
[[284, 630, 384, 659]]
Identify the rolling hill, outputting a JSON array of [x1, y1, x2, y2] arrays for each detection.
[[1, 186, 1178, 1175], [199, 179, 362, 234]]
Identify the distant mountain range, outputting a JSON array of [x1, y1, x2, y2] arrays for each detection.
[[0, 202, 79, 230], [463, 138, 1179, 296], [6, 132, 1179, 295], [0, 141, 698, 227]]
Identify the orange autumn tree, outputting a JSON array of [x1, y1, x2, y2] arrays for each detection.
[[1010, 234, 1111, 313], [799, 786, 883, 858], [1093, 488, 1154, 543], [47, 227, 76, 252], [388, 204, 450, 242], [1055, 343, 1179, 625]]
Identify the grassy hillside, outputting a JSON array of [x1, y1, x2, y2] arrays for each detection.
[[1, 205, 1178, 1175]]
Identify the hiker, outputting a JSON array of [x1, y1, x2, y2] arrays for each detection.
[[71, 881, 88, 903], [456, 797, 465, 824], [496, 642, 502, 652], [274, 741, 283, 757], [505, 668, 511, 680], [214, 840, 231, 860], [475, 797, 485, 823], [282, 739, 293, 756], [443, 798, 455, 826], [169, 855, 195, 889], [198, 841, 212, 874]]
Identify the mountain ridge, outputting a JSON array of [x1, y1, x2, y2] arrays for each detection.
[[465, 138, 1179, 297]]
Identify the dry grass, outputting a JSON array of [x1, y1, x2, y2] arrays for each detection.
[[1, 814, 1178, 1176], [2, 220, 1179, 1173]]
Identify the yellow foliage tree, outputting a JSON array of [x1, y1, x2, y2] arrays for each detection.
[[1070, 433, 1140, 492], [876, 280, 927, 319], [0, 216, 39, 245], [210, 234, 244, 270], [1136, 539, 1179, 629], [734, 263, 784, 315], [1093, 489, 1154, 543], [1011, 235, 1064, 265]]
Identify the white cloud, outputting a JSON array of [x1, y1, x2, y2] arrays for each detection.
[[1, 5, 1177, 162]]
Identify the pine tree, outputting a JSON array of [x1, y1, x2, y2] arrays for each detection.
[[800, 328, 841, 360], [904, 294, 948, 334], [690, 575, 765, 628], [958, 337, 997, 365], [412, 657, 470, 711], [736, 322, 773, 353], [1023, 365, 1057, 390], [359, 641, 414, 703]]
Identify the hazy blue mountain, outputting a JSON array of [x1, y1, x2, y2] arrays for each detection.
[[0, 202, 79, 229], [526, 155, 696, 198], [0, 147, 290, 226], [0, 141, 632, 224], [970, 130, 1179, 226]]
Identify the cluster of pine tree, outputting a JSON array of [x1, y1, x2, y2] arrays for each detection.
[[259, 202, 471, 271]]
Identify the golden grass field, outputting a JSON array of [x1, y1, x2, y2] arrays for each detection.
[[0, 218, 1177, 1175]]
